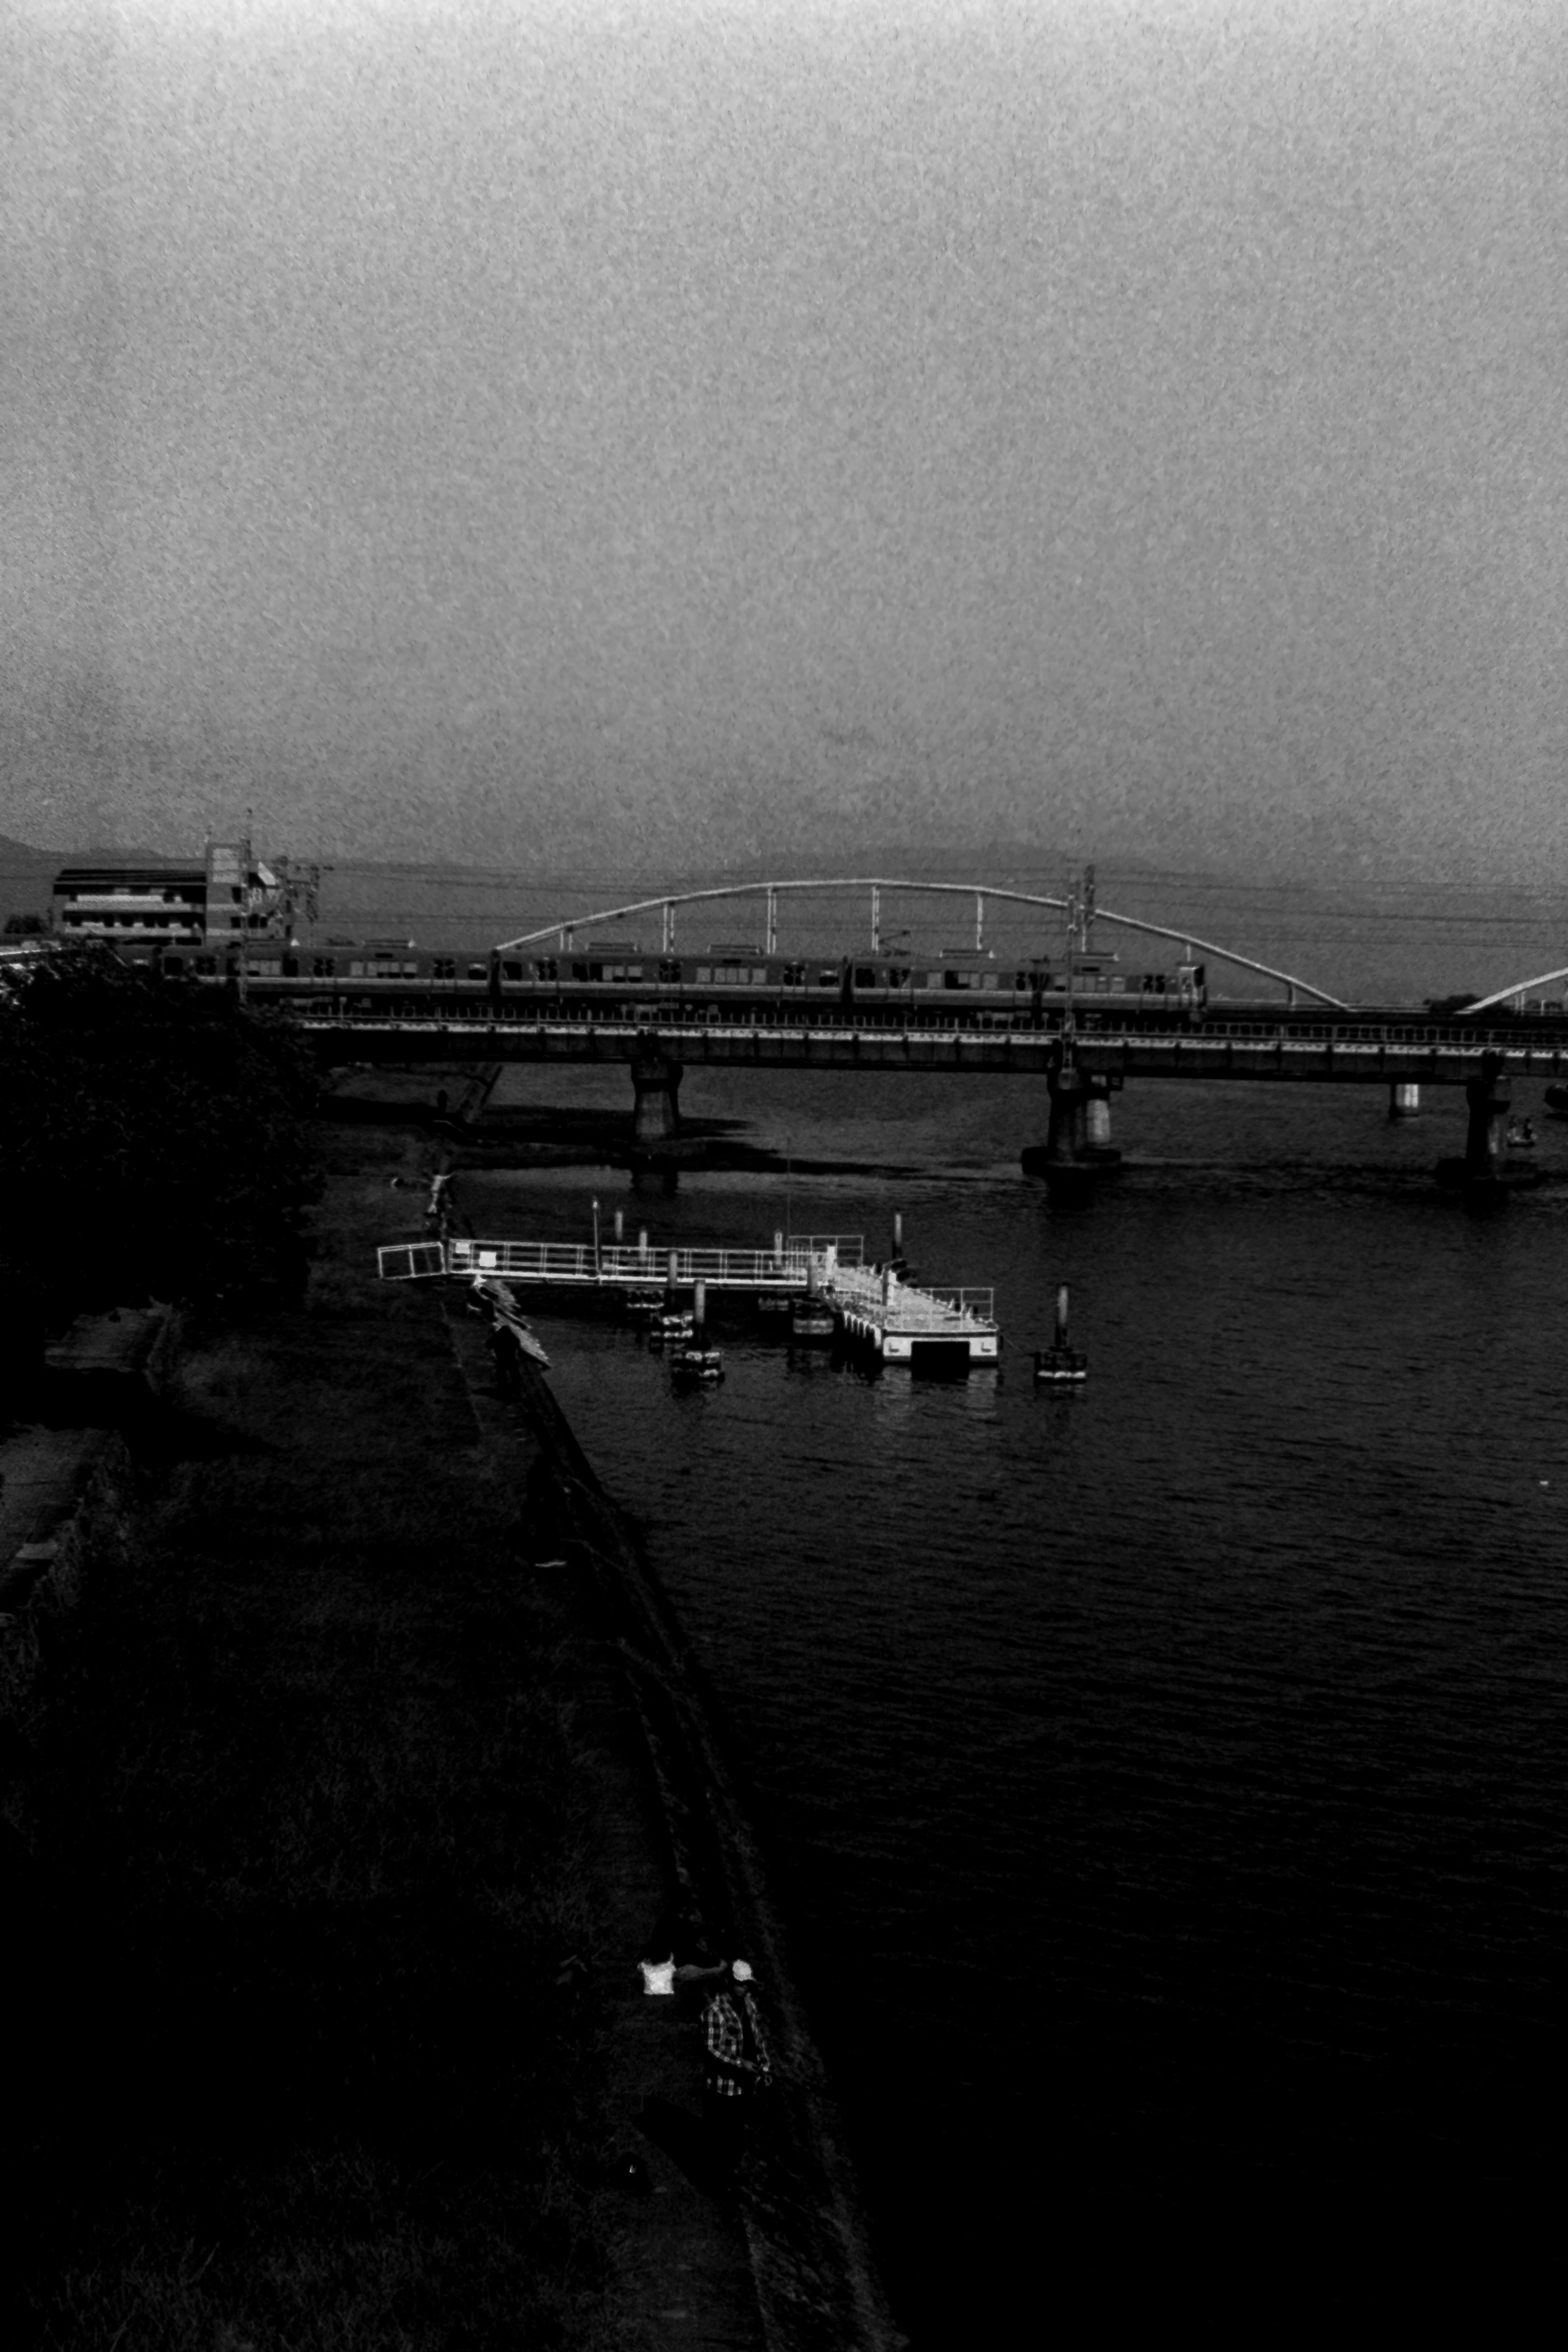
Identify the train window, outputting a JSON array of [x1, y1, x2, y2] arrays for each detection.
[[281, 955, 300, 977], [312, 957, 336, 977], [533, 959, 559, 981], [980, 972, 998, 991], [818, 969, 838, 987], [503, 961, 523, 982], [433, 958, 457, 980], [194, 955, 218, 975], [468, 963, 487, 980], [658, 959, 682, 983], [782, 963, 806, 985], [163, 955, 185, 973], [854, 966, 876, 987], [695, 965, 712, 983]]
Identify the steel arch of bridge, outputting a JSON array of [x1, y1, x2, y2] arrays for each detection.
[[494, 877, 1348, 1009], [1463, 964, 1568, 1016]]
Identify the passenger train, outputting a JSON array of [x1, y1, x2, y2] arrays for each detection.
[[127, 934, 1213, 1029]]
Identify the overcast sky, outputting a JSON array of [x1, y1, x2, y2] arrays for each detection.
[[3, 0, 1564, 878]]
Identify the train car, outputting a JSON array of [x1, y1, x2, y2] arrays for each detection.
[[125, 932, 1215, 1030]]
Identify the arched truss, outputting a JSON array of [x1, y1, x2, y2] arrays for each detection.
[[1462, 966, 1568, 1017], [494, 876, 1348, 1009]]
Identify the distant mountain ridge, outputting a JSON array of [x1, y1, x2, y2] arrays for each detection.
[[0, 833, 207, 924]]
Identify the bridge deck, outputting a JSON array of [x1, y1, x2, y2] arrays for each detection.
[[314, 1016, 1568, 1083]]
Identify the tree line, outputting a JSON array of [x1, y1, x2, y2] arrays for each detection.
[[2, 944, 320, 1413]]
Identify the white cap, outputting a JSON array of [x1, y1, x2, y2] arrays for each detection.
[[731, 1958, 755, 1982]]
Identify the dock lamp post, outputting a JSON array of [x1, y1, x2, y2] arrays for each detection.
[[592, 1196, 601, 1276]]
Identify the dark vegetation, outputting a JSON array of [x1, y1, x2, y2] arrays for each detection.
[[1, 944, 319, 1421], [6, 1085, 635, 2343]]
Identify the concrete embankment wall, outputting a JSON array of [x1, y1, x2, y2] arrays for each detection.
[[513, 1356, 906, 2352]]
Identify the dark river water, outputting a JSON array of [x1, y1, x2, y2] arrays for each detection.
[[455, 1062, 1568, 2338]]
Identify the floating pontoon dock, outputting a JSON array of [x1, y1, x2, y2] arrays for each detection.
[[379, 1232, 1002, 1363]]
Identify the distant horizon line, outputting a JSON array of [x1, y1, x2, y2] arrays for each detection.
[[0, 830, 1552, 903]]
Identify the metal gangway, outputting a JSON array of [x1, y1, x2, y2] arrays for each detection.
[[378, 1233, 866, 1293]]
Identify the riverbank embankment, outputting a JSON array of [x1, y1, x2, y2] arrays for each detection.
[[3, 1110, 901, 2350]]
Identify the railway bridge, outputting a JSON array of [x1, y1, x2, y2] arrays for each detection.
[[282, 874, 1568, 1187]]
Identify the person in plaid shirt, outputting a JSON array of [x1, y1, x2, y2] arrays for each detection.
[[702, 1959, 772, 2184]]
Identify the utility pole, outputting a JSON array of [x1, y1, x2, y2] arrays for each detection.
[[273, 858, 324, 945]]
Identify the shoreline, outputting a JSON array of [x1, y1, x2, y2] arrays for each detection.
[[480, 1328, 905, 2352], [2, 1114, 904, 2350]]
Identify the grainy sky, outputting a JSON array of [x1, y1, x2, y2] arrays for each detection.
[[3, 0, 1564, 876]]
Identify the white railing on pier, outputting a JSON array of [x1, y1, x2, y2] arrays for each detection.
[[377, 1232, 998, 1339], [829, 1262, 998, 1334], [782, 1234, 866, 1267], [376, 1241, 449, 1281], [443, 1237, 836, 1288]]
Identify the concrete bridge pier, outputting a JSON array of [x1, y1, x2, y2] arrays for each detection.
[[1388, 1082, 1422, 1120], [1044, 1062, 1091, 1163], [629, 1038, 684, 1148], [1022, 1060, 1123, 1178], [1084, 1075, 1116, 1154], [1463, 1063, 1510, 1181]]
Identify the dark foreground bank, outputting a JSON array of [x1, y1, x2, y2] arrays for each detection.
[[3, 1118, 900, 2349]]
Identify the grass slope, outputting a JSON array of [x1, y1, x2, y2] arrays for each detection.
[[10, 1125, 634, 2350]]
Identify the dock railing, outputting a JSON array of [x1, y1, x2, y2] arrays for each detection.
[[828, 1263, 997, 1332], [782, 1234, 866, 1267], [440, 1237, 858, 1288], [376, 1241, 450, 1281]]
